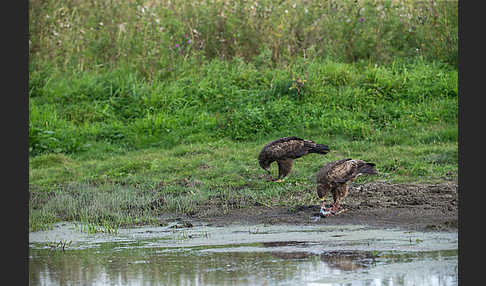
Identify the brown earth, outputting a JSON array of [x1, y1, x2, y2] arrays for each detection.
[[174, 181, 458, 232]]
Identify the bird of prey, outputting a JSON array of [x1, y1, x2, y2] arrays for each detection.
[[258, 136, 330, 182], [316, 158, 377, 217]]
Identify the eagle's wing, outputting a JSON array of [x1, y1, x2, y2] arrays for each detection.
[[316, 158, 352, 183], [259, 137, 306, 161], [269, 136, 303, 144], [328, 159, 364, 183], [327, 159, 377, 183]]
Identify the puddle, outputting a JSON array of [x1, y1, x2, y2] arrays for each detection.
[[29, 222, 458, 285]]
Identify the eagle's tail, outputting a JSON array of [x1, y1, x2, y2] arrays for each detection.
[[358, 162, 378, 175], [306, 141, 330, 155]]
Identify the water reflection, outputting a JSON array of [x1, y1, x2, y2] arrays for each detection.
[[29, 245, 457, 286], [320, 251, 372, 271]]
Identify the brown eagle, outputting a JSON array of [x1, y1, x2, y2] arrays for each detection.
[[316, 158, 378, 217], [258, 136, 330, 182]]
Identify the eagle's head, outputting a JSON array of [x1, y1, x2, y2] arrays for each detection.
[[259, 160, 271, 174]]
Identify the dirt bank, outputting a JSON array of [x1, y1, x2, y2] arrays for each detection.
[[174, 181, 458, 232]]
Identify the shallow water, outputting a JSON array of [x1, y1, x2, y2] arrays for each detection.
[[29, 222, 458, 286]]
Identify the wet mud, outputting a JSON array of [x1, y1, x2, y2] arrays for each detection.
[[177, 181, 458, 232]]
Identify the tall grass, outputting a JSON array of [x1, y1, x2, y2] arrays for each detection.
[[30, 0, 457, 77]]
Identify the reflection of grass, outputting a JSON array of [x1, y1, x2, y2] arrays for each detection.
[[248, 227, 260, 235], [48, 239, 72, 251], [75, 220, 120, 235], [378, 249, 457, 264], [408, 236, 424, 245], [370, 250, 381, 258], [171, 229, 203, 241], [172, 230, 190, 241]]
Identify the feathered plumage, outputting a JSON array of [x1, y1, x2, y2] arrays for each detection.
[[258, 136, 330, 181], [316, 158, 377, 216]]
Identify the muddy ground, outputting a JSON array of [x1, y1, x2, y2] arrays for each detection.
[[172, 181, 458, 232]]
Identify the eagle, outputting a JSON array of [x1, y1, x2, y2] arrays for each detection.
[[258, 136, 330, 182], [316, 158, 378, 217]]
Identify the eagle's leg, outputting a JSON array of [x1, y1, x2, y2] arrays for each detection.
[[317, 183, 332, 217], [330, 184, 348, 214], [331, 195, 342, 213], [274, 159, 293, 182], [330, 203, 341, 213]]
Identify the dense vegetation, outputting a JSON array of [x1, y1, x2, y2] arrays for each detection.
[[30, 0, 457, 72], [29, 0, 458, 232]]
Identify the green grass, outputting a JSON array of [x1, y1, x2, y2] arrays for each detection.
[[29, 131, 457, 232], [29, 58, 458, 232], [29, 0, 458, 232], [29, 58, 457, 156]]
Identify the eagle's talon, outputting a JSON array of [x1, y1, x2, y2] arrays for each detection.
[[329, 204, 341, 214], [330, 205, 348, 215]]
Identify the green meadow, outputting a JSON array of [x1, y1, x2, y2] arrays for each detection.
[[29, 0, 458, 232]]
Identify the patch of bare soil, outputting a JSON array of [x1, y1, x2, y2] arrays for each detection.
[[182, 181, 458, 232]]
